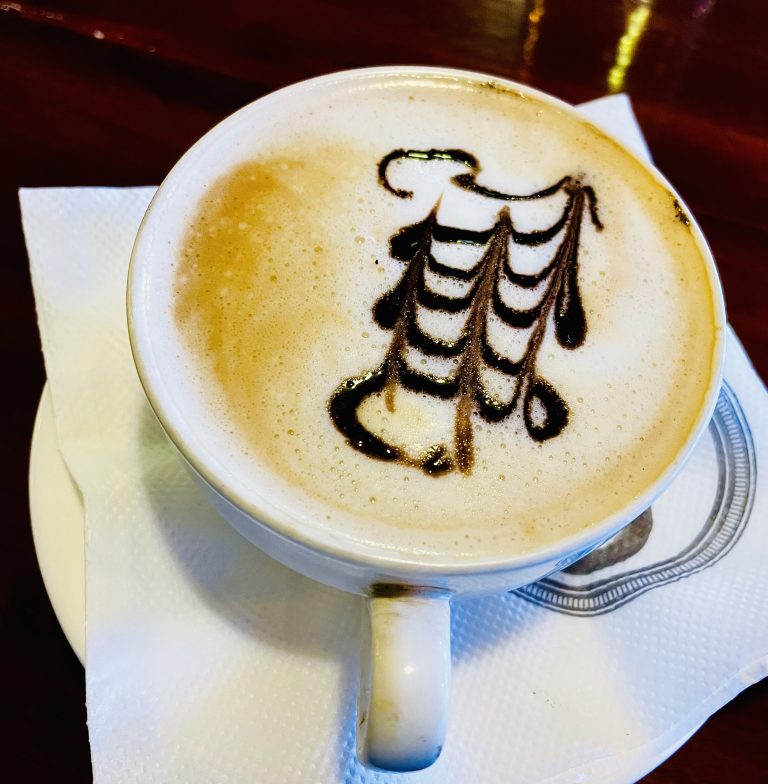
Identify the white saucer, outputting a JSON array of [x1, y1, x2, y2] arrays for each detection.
[[29, 383, 714, 782], [29, 385, 85, 663]]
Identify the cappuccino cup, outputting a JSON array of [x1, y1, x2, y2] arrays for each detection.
[[128, 67, 725, 771]]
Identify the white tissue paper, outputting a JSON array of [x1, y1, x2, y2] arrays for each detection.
[[22, 96, 768, 784]]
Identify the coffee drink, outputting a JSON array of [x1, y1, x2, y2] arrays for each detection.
[[152, 73, 719, 562]]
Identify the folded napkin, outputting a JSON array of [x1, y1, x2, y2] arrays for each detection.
[[23, 95, 768, 784]]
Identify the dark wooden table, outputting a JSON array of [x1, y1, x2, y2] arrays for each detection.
[[3, 1, 766, 781]]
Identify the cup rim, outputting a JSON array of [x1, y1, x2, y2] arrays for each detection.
[[128, 65, 726, 580]]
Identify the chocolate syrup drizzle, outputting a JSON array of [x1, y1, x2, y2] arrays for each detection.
[[329, 149, 603, 476]]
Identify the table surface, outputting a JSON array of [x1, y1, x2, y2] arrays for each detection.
[[2, 0, 766, 781]]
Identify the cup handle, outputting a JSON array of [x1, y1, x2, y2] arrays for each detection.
[[357, 587, 451, 772]]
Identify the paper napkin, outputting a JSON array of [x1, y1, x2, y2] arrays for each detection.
[[23, 96, 768, 784]]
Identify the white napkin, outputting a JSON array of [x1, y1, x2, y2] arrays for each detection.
[[23, 96, 768, 784]]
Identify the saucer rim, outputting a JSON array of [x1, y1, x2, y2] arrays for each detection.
[[29, 384, 86, 664]]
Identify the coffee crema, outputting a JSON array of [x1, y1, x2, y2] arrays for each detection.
[[168, 76, 718, 561]]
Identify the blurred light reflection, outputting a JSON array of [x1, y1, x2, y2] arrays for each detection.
[[693, 0, 716, 18], [519, 0, 546, 82], [607, 1, 654, 93]]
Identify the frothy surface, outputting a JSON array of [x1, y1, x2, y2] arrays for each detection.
[[151, 75, 717, 562]]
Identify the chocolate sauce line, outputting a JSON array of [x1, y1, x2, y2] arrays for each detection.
[[427, 252, 479, 281], [379, 148, 574, 203], [452, 214, 511, 472], [382, 207, 437, 412], [378, 149, 478, 198], [507, 188, 587, 439], [330, 153, 602, 476], [516, 191, 584, 398], [452, 172, 572, 203], [407, 313, 467, 357], [432, 224, 493, 246]]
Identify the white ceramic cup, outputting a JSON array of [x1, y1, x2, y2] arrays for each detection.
[[128, 66, 726, 772]]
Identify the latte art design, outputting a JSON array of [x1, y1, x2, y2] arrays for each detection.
[[166, 76, 716, 559], [329, 149, 603, 476]]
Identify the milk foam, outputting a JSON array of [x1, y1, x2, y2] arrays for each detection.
[[140, 73, 719, 563]]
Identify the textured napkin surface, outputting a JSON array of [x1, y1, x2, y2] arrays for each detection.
[[23, 97, 768, 784]]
